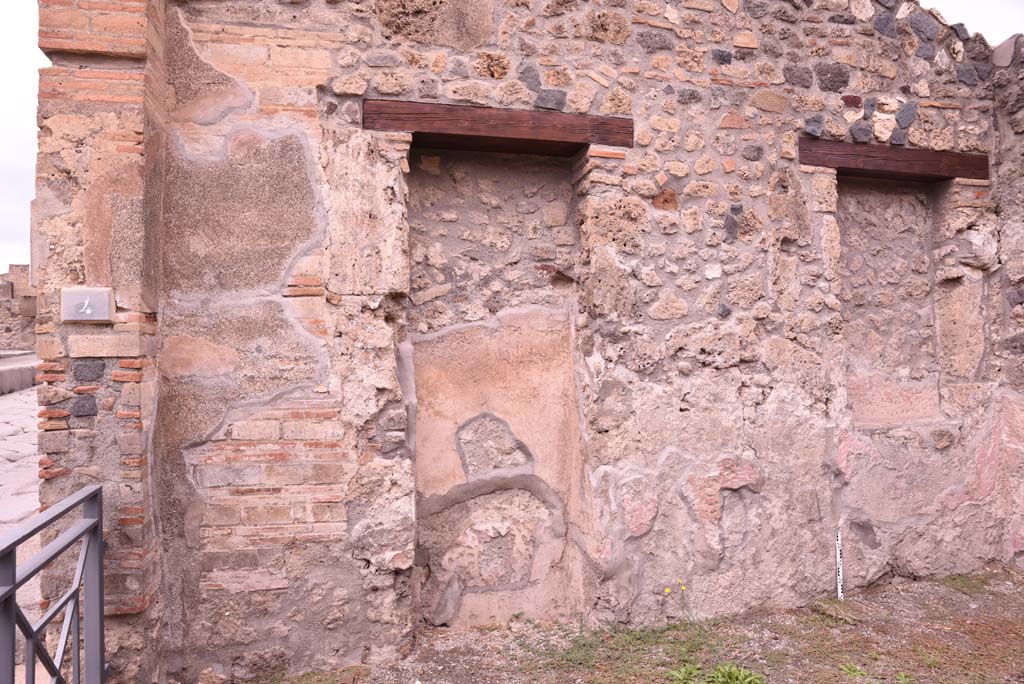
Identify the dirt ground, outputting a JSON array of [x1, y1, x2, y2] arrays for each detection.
[[287, 564, 1024, 684]]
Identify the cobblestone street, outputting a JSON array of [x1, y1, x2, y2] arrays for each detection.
[[1, 387, 39, 529]]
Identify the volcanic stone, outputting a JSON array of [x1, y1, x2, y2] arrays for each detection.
[[535, 89, 566, 110], [804, 114, 825, 138], [957, 64, 979, 86], [518, 65, 541, 92], [74, 360, 105, 382], [71, 395, 98, 417], [850, 120, 873, 143], [638, 30, 674, 52], [815, 63, 851, 92], [741, 145, 764, 161], [909, 11, 942, 41], [874, 12, 897, 38], [678, 89, 702, 104], [784, 65, 814, 88], [896, 102, 918, 128]]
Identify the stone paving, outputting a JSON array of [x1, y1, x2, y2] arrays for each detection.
[[1, 387, 40, 528], [0, 387, 43, 676]]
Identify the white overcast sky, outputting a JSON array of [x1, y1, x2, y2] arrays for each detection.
[[1, 2, 1023, 274]]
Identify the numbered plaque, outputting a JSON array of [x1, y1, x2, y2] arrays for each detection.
[[61, 287, 115, 324]]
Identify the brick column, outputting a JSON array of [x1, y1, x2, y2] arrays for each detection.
[[33, 1, 160, 680]]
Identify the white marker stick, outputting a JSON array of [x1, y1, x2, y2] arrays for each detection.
[[835, 530, 844, 601]]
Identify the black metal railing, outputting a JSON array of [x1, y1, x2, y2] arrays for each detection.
[[0, 486, 104, 684]]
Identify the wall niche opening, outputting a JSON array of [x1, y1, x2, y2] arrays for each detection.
[[402, 148, 589, 628]]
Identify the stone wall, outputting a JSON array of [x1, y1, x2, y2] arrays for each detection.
[[29, 0, 1024, 682], [0, 265, 35, 351]]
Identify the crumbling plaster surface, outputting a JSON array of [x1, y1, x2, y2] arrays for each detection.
[[30, 0, 1024, 682], [152, 9, 417, 681]]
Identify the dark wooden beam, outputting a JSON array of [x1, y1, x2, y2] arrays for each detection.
[[799, 138, 989, 182], [362, 99, 634, 156]]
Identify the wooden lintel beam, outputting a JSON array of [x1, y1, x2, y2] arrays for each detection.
[[362, 99, 634, 156], [799, 138, 989, 181]]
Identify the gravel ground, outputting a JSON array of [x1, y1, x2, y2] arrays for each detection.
[[350, 564, 1024, 684]]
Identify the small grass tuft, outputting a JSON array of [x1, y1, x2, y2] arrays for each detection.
[[941, 573, 991, 596], [839, 662, 868, 678], [704, 663, 765, 684], [666, 663, 703, 683]]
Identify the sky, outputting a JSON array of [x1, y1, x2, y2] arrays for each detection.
[[1, 2, 1023, 275]]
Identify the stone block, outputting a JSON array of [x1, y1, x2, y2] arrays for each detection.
[[117, 432, 144, 455], [38, 429, 70, 454], [935, 279, 985, 380], [71, 395, 98, 417], [69, 334, 143, 358], [281, 421, 342, 440], [232, 420, 281, 441], [74, 360, 106, 382], [847, 374, 942, 428], [36, 337, 63, 360], [160, 335, 239, 379]]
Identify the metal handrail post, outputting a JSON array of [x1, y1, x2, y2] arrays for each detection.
[[0, 486, 105, 684], [82, 491, 104, 684], [0, 547, 14, 684]]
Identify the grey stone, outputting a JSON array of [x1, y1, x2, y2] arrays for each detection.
[[430, 573, 465, 626], [814, 62, 851, 92], [992, 35, 1022, 68], [443, 58, 470, 81], [890, 127, 908, 145], [804, 113, 826, 138], [863, 97, 877, 119], [38, 429, 69, 454], [677, 89, 702, 104], [741, 144, 764, 161], [976, 62, 993, 80], [712, 49, 733, 65], [723, 214, 739, 243], [829, 13, 855, 25], [915, 42, 937, 61], [637, 30, 674, 52], [909, 11, 942, 42], [745, 0, 769, 18], [896, 102, 918, 129], [518, 64, 541, 92], [1008, 88, 1024, 115], [364, 50, 402, 67], [957, 63, 979, 86], [875, 0, 897, 7], [71, 395, 97, 417], [850, 120, 873, 143], [951, 23, 970, 41], [874, 12, 897, 38], [773, 6, 799, 23], [535, 89, 567, 111], [784, 64, 814, 88], [417, 77, 440, 99], [730, 204, 744, 215], [74, 360, 105, 382], [716, 303, 732, 319]]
